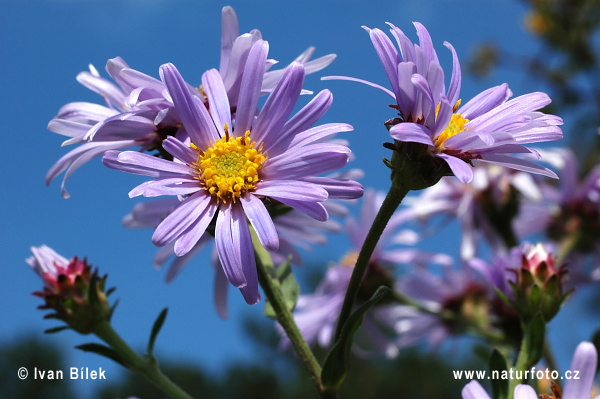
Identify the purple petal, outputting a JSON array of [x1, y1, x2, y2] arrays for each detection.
[[215, 204, 247, 288], [219, 6, 239, 74], [234, 40, 269, 136], [389, 123, 434, 146], [152, 191, 214, 247], [321, 76, 396, 99], [261, 143, 350, 180], [161, 136, 197, 165], [289, 123, 354, 149], [477, 154, 558, 179], [444, 41, 462, 106], [128, 177, 200, 198], [241, 194, 279, 251], [513, 385, 538, 399], [213, 258, 230, 318], [273, 197, 328, 222], [562, 342, 598, 399], [202, 69, 231, 137], [364, 27, 402, 104], [413, 22, 439, 65], [159, 63, 219, 149], [437, 153, 473, 183], [397, 62, 417, 113], [459, 83, 511, 120], [302, 176, 364, 199], [254, 180, 328, 202], [461, 381, 491, 399], [104, 150, 194, 178], [253, 62, 304, 150], [231, 203, 261, 305], [174, 199, 218, 256]]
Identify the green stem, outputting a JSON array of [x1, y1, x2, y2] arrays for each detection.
[[93, 321, 194, 399], [556, 232, 579, 265], [335, 182, 409, 341], [251, 230, 335, 399]]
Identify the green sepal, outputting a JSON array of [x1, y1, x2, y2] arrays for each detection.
[[321, 286, 390, 390], [522, 314, 546, 366], [489, 349, 509, 399], [264, 258, 299, 319], [44, 326, 70, 334], [492, 287, 516, 311], [147, 308, 168, 359], [76, 343, 126, 367]]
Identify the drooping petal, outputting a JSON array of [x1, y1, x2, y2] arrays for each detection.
[[240, 193, 279, 251], [389, 123, 434, 146], [231, 203, 261, 304], [436, 153, 474, 183], [253, 180, 328, 202], [174, 198, 218, 256], [215, 204, 246, 288]]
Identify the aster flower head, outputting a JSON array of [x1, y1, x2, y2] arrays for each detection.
[[47, 6, 336, 198], [462, 341, 599, 399], [26, 245, 112, 334], [327, 22, 563, 184], [103, 41, 362, 305]]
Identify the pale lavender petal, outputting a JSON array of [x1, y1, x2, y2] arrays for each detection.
[[254, 180, 328, 202], [364, 26, 402, 102], [302, 176, 364, 199], [387, 23, 416, 62], [47, 119, 94, 140], [414, 22, 439, 65], [128, 177, 200, 198], [222, 30, 262, 101], [513, 385, 538, 399], [459, 83, 511, 120], [106, 150, 194, 177], [152, 191, 214, 247], [437, 153, 473, 183], [444, 41, 462, 106], [159, 63, 219, 149], [219, 6, 239, 74], [289, 123, 353, 149], [321, 75, 396, 99], [202, 69, 231, 137], [241, 193, 279, 251], [389, 123, 434, 146], [174, 198, 218, 256], [161, 136, 197, 165], [477, 154, 558, 179], [397, 62, 417, 112], [261, 144, 350, 180], [461, 381, 491, 399], [273, 197, 328, 221], [55, 101, 117, 121], [76, 70, 126, 110], [562, 342, 598, 399], [213, 257, 230, 318], [164, 235, 212, 282], [234, 40, 269, 136], [215, 204, 246, 288], [231, 203, 260, 305], [433, 99, 453, 136], [253, 62, 304, 149]]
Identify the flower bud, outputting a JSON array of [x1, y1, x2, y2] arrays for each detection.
[[509, 243, 568, 323], [26, 245, 113, 334]]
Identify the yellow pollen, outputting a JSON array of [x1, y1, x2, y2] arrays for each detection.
[[433, 100, 469, 149], [192, 129, 266, 203], [340, 251, 359, 268]]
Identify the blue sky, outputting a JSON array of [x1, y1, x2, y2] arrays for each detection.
[[1, 0, 594, 397]]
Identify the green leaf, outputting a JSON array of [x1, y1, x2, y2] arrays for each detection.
[[489, 349, 509, 399], [321, 286, 390, 390], [76, 343, 126, 367], [147, 308, 168, 357], [44, 326, 69, 334], [523, 314, 545, 367], [264, 258, 299, 319]]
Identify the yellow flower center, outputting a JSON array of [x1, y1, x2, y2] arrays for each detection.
[[433, 100, 469, 149], [191, 125, 267, 203]]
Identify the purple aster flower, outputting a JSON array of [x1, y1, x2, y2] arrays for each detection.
[[103, 41, 362, 305], [47, 6, 336, 198], [283, 189, 451, 351], [399, 164, 543, 259], [462, 341, 599, 399], [325, 22, 563, 183]]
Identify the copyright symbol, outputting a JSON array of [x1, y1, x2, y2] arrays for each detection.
[[18, 367, 28, 380]]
